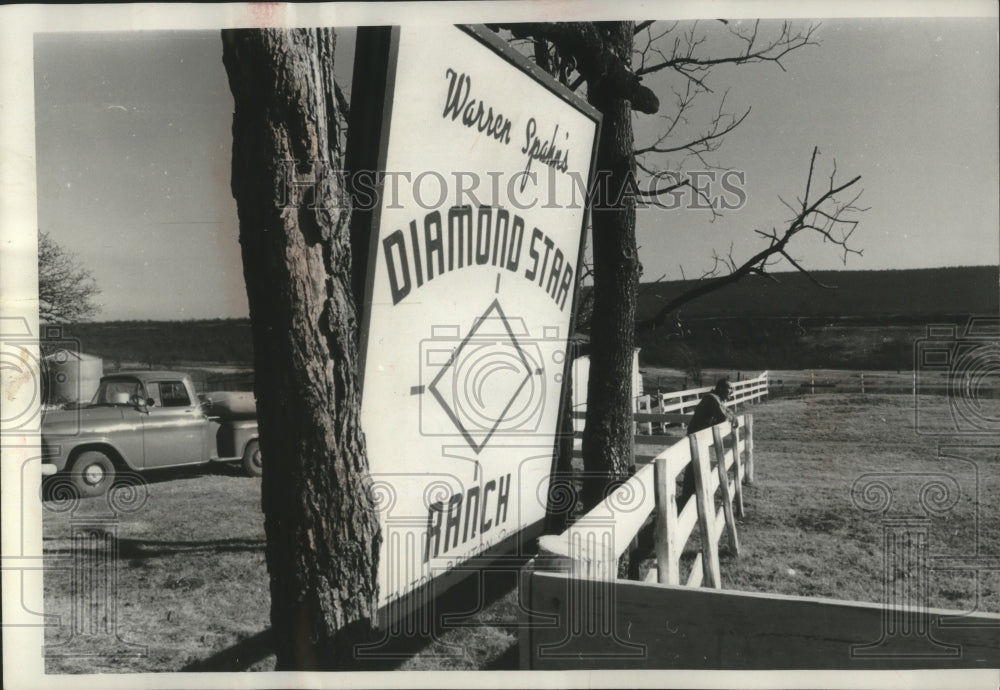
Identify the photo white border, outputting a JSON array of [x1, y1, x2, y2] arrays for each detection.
[[2, 2, 997, 689]]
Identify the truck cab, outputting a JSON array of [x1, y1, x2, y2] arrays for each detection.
[[42, 370, 261, 496]]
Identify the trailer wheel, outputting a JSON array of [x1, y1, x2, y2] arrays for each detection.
[[242, 440, 262, 477], [70, 451, 116, 497]]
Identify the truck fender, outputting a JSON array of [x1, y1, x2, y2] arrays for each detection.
[[64, 439, 139, 472], [241, 434, 259, 456]]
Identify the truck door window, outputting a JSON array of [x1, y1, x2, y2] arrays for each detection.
[[94, 378, 144, 404], [145, 382, 161, 407], [159, 381, 191, 408]]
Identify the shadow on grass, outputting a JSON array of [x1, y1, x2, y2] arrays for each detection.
[[39, 464, 235, 505], [117, 537, 265, 559], [41, 536, 266, 559], [180, 556, 528, 671], [40, 460, 257, 502], [182, 628, 274, 672]]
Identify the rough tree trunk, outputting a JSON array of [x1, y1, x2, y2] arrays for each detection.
[[580, 21, 640, 519], [222, 28, 381, 671]]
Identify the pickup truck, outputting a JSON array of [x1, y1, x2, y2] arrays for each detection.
[[41, 370, 261, 496]]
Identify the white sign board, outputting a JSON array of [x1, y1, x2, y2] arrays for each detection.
[[357, 25, 600, 607]]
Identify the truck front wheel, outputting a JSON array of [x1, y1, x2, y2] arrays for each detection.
[[242, 440, 262, 477], [70, 451, 116, 497]]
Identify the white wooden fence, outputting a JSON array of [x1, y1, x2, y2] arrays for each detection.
[[521, 405, 1000, 669], [634, 370, 769, 434], [573, 370, 768, 455], [540, 414, 753, 588]]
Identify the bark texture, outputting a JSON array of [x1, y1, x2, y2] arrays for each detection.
[[580, 22, 640, 515], [222, 28, 381, 670]]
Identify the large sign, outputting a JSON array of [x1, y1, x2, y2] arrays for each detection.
[[355, 24, 600, 608]]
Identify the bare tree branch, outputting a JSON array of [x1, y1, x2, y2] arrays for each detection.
[[631, 20, 818, 180], [533, 37, 551, 74], [780, 250, 836, 288], [634, 20, 655, 35], [636, 148, 864, 335], [491, 22, 660, 113], [635, 20, 820, 77], [635, 100, 750, 157]]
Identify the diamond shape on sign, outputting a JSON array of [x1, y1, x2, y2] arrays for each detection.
[[427, 299, 535, 453]]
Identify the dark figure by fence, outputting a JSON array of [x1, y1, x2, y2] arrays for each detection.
[[680, 378, 739, 509]]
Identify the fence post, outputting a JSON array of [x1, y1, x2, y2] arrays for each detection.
[[731, 421, 745, 517], [630, 395, 638, 437], [712, 425, 741, 556], [860, 371, 865, 394], [745, 414, 755, 484], [533, 534, 646, 662], [537, 532, 616, 582], [653, 456, 680, 585], [689, 434, 722, 589]]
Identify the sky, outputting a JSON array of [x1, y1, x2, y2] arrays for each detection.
[[32, 15, 1000, 321]]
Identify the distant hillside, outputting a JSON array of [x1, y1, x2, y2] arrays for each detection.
[[42, 267, 999, 372], [43, 319, 254, 366], [630, 265, 998, 320], [583, 265, 1000, 370]]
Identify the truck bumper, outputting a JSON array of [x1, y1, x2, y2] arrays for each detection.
[[41, 463, 57, 476]]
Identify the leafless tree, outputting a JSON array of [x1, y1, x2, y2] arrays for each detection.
[[495, 21, 861, 543], [37, 230, 101, 323], [637, 146, 865, 334]]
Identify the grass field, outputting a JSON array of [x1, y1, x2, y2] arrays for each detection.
[[42, 464, 270, 673], [42, 390, 999, 673], [641, 366, 993, 399], [684, 393, 999, 610]]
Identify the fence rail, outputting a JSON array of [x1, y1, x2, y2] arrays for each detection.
[[522, 394, 1000, 669], [654, 370, 769, 413], [633, 371, 768, 434], [572, 371, 766, 465], [540, 414, 753, 588]]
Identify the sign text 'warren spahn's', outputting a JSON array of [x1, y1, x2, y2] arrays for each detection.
[[443, 68, 572, 187]]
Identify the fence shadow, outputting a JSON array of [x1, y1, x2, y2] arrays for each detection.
[[181, 628, 274, 672], [180, 554, 527, 671]]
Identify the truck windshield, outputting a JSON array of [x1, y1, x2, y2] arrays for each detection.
[[92, 378, 145, 405]]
